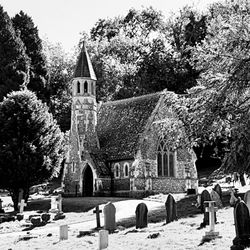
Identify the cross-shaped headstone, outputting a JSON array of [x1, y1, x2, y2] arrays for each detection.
[[205, 201, 218, 232], [93, 205, 102, 228], [18, 199, 27, 214]]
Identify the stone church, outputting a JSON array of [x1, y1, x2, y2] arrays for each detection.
[[63, 43, 198, 197]]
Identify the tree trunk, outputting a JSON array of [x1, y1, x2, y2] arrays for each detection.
[[9, 188, 19, 212]]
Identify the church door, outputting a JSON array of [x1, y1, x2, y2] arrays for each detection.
[[82, 164, 93, 196]]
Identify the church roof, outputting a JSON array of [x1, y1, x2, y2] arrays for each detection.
[[97, 92, 162, 161], [73, 42, 97, 80]]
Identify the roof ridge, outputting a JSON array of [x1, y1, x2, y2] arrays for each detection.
[[101, 91, 162, 106]]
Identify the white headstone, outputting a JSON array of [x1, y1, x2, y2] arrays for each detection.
[[98, 230, 108, 250], [50, 196, 59, 213], [18, 199, 27, 214], [59, 224, 68, 240], [210, 189, 223, 208]]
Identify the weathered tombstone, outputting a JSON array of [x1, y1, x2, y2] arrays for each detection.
[[0, 199, 4, 213], [18, 199, 27, 214], [59, 224, 68, 240], [210, 189, 223, 208], [244, 190, 250, 214], [214, 184, 222, 201], [57, 194, 62, 212], [98, 230, 108, 250], [200, 190, 213, 227], [93, 205, 102, 228], [231, 200, 250, 249], [202, 201, 220, 241], [135, 203, 148, 229], [49, 196, 59, 213], [18, 189, 24, 203], [165, 194, 177, 224], [200, 189, 211, 213], [104, 202, 116, 233]]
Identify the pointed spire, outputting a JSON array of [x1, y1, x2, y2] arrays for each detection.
[[73, 41, 97, 80]]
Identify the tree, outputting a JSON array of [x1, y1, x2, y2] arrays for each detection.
[[0, 5, 30, 101], [42, 39, 74, 131], [179, 0, 250, 174], [0, 89, 64, 210], [12, 11, 49, 103]]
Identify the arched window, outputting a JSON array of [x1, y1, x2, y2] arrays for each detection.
[[157, 138, 175, 177], [91, 82, 94, 95], [124, 163, 129, 177], [114, 163, 120, 178], [84, 81, 88, 93], [77, 81, 81, 94]]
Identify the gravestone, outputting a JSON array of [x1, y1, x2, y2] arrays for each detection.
[[98, 230, 108, 250], [244, 190, 250, 214], [104, 202, 116, 233], [200, 190, 213, 227], [214, 184, 222, 201], [49, 196, 59, 213], [0, 199, 4, 213], [57, 194, 62, 212], [59, 225, 68, 240], [18, 189, 24, 203], [231, 200, 250, 249], [135, 203, 148, 229], [165, 194, 177, 224], [202, 201, 220, 241], [93, 205, 102, 228], [210, 189, 223, 208], [18, 199, 27, 214]]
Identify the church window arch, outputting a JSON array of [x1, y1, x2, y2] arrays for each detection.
[[157, 138, 175, 177], [91, 82, 94, 95], [77, 81, 81, 94], [124, 162, 129, 177], [114, 163, 120, 178], [84, 81, 88, 93]]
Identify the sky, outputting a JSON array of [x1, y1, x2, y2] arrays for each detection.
[[0, 0, 219, 54]]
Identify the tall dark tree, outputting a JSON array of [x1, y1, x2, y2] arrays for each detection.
[[12, 11, 49, 103], [0, 5, 30, 101], [0, 90, 64, 210]]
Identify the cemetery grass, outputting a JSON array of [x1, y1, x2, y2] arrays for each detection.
[[0, 193, 240, 250]]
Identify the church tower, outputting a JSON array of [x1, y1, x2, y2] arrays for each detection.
[[71, 42, 99, 155], [63, 42, 99, 196]]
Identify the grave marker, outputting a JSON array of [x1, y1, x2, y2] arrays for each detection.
[[104, 202, 116, 233], [49, 196, 59, 213], [18, 199, 27, 214], [165, 194, 177, 224], [231, 200, 250, 249], [210, 189, 223, 208], [98, 230, 108, 250], [135, 203, 148, 229], [93, 205, 102, 228], [202, 201, 220, 240], [57, 194, 62, 212], [244, 190, 250, 214], [59, 224, 68, 240], [214, 184, 222, 201]]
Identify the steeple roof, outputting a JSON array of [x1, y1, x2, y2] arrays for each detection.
[[73, 41, 97, 80]]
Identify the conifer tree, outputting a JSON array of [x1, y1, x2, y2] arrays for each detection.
[[0, 5, 30, 101], [0, 90, 64, 210], [12, 11, 49, 103]]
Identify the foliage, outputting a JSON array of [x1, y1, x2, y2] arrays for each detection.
[[12, 11, 49, 103], [0, 5, 30, 101], [179, 0, 250, 173], [42, 39, 74, 131], [0, 90, 64, 210]]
